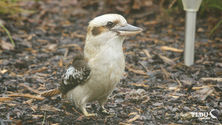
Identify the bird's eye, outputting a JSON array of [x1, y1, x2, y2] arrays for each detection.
[[106, 21, 114, 28]]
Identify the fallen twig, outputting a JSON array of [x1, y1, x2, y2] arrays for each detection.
[[143, 49, 152, 58], [31, 67, 47, 74], [127, 114, 140, 123], [160, 46, 183, 53], [60, 43, 82, 51], [130, 83, 149, 88], [200, 77, 222, 82], [0, 97, 13, 102], [19, 83, 41, 94], [158, 54, 175, 65], [192, 85, 216, 90], [126, 65, 148, 75], [8, 93, 45, 100]]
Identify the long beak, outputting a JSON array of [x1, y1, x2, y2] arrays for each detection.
[[114, 24, 143, 36]]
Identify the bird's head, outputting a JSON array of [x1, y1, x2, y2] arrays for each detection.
[[85, 14, 143, 45]]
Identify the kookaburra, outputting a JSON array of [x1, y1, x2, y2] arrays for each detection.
[[59, 14, 142, 116]]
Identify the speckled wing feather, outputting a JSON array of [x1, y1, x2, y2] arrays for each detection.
[[59, 55, 90, 94]]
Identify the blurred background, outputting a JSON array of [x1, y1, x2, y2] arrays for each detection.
[[0, 0, 222, 37]]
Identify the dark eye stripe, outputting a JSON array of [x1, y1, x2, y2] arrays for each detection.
[[90, 20, 120, 36], [91, 27, 105, 36]]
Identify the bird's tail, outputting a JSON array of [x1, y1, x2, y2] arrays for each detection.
[[41, 88, 61, 97]]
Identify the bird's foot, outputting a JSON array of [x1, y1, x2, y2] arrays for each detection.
[[81, 107, 97, 117], [99, 106, 114, 116], [84, 113, 97, 117]]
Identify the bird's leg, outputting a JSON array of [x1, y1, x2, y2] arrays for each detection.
[[100, 105, 109, 114], [80, 106, 97, 117], [98, 98, 110, 115]]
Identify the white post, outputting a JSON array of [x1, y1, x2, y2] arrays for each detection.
[[182, 0, 202, 66], [184, 11, 196, 66]]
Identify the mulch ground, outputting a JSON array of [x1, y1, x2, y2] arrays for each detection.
[[0, 0, 222, 124]]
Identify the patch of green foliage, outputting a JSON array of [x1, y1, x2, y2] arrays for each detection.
[[200, 0, 222, 35], [200, 0, 222, 12], [0, 0, 36, 47], [168, 0, 222, 35], [0, 0, 25, 15], [0, 22, 15, 47]]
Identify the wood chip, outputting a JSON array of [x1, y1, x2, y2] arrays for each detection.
[[6, 103, 16, 106], [40, 104, 61, 112], [32, 114, 44, 118], [192, 85, 216, 90], [200, 77, 222, 82], [143, 49, 152, 58], [127, 114, 140, 123], [126, 65, 147, 75], [28, 104, 37, 112], [0, 69, 8, 74], [161, 66, 170, 80], [144, 20, 158, 25], [59, 58, 63, 67], [0, 40, 14, 50], [31, 67, 47, 74], [71, 32, 85, 39], [128, 112, 138, 116], [158, 54, 175, 65], [19, 83, 41, 94], [0, 97, 13, 102], [60, 43, 82, 51], [130, 83, 149, 88], [160, 46, 183, 53], [23, 99, 33, 105], [8, 93, 45, 100], [196, 87, 214, 101], [168, 86, 179, 91], [64, 48, 69, 58]]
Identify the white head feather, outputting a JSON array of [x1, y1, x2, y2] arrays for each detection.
[[88, 14, 127, 27]]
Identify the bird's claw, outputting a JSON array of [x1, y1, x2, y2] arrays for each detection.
[[99, 107, 114, 116], [100, 108, 109, 114], [84, 113, 97, 117], [82, 107, 97, 117]]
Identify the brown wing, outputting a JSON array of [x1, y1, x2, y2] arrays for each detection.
[[59, 55, 90, 94]]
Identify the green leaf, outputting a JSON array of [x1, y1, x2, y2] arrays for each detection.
[[0, 23, 15, 47]]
